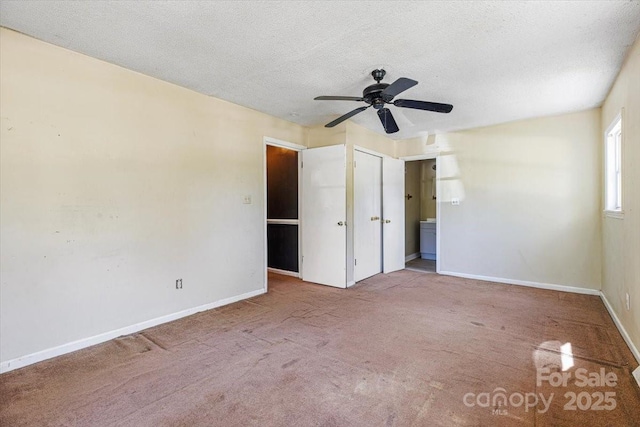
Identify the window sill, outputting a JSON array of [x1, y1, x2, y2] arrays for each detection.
[[604, 210, 624, 219]]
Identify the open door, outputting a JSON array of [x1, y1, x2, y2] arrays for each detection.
[[382, 157, 405, 273], [301, 145, 347, 288]]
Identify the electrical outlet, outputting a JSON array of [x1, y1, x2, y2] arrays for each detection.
[[176, 279, 182, 289], [626, 292, 630, 311], [243, 195, 252, 204], [451, 198, 460, 206]]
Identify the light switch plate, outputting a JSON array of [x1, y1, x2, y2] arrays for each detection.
[[451, 198, 460, 205]]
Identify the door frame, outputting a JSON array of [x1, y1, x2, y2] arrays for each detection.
[[263, 136, 306, 292], [399, 153, 442, 274]]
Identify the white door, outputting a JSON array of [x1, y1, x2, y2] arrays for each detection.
[[354, 150, 382, 282], [382, 157, 405, 273], [301, 145, 347, 288]]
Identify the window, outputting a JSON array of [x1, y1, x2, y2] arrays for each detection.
[[604, 114, 623, 217]]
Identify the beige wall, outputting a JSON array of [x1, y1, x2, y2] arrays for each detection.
[[395, 134, 439, 158], [437, 109, 602, 290], [306, 123, 347, 148], [601, 34, 640, 355], [347, 122, 395, 157], [404, 161, 421, 256], [0, 29, 307, 363]]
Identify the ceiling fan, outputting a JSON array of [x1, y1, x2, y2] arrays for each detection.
[[314, 69, 453, 134]]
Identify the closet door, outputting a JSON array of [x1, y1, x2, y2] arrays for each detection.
[[301, 145, 347, 288], [354, 150, 382, 282], [382, 157, 405, 273]]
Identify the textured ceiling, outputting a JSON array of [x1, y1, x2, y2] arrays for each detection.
[[1, 1, 639, 139]]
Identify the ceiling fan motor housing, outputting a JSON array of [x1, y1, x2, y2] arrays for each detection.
[[363, 83, 390, 109]]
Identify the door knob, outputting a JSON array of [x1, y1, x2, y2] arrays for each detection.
[[384, 219, 391, 223], [337, 221, 345, 226]]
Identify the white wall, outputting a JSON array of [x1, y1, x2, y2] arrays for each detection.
[[0, 29, 307, 365], [436, 110, 602, 290], [601, 34, 640, 354]]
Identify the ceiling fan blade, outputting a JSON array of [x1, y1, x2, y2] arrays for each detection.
[[325, 106, 369, 128], [394, 99, 453, 113], [315, 96, 364, 101], [381, 77, 418, 99], [377, 108, 399, 134]]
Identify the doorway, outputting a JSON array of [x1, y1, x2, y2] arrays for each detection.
[[266, 144, 299, 275], [404, 158, 437, 273], [264, 137, 306, 290]]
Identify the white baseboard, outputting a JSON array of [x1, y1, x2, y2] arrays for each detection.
[[347, 280, 356, 288], [267, 267, 300, 278], [0, 288, 266, 374], [438, 271, 601, 296], [405, 252, 420, 262], [599, 291, 640, 367]]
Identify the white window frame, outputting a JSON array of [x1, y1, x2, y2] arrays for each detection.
[[604, 112, 623, 218]]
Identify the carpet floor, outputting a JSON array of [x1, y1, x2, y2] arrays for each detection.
[[1, 271, 639, 426]]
